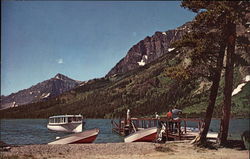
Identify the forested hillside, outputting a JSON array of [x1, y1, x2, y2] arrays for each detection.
[[0, 48, 249, 118]]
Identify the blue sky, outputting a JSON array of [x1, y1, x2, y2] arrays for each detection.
[[1, 1, 195, 96]]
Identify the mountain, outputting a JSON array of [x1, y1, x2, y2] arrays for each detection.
[[0, 21, 249, 118], [106, 22, 192, 77], [0, 73, 81, 110]]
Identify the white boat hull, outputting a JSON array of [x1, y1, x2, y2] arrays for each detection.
[[47, 123, 82, 133], [124, 127, 157, 143], [48, 128, 99, 144]]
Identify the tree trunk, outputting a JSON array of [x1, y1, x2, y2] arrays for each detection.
[[193, 42, 226, 145], [218, 23, 236, 145]]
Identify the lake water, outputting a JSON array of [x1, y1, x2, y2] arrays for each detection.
[[0, 118, 249, 145]]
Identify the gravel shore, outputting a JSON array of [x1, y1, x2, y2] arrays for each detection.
[[1, 141, 249, 159]]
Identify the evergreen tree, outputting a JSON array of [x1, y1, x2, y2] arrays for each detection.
[[216, 2, 249, 146], [169, 18, 228, 146], [180, 1, 249, 145]]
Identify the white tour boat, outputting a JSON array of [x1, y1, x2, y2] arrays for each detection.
[[47, 115, 84, 133]]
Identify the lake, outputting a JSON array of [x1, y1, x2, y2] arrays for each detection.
[[0, 118, 249, 145]]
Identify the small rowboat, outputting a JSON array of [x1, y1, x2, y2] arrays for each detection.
[[48, 128, 99, 144], [124, 127, 157, 143]]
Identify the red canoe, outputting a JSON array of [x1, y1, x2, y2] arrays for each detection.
[[124, 127, 157, 143], [48, 128, 99, 144]]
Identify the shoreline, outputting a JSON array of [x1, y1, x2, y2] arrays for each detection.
[[1, 117, 250, 119], [1, 141, 249, 159]]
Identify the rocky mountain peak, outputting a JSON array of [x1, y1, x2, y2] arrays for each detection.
[[106, 22, 192, 77], [1, 73, 81, 110], [54, 73, 70, 81]]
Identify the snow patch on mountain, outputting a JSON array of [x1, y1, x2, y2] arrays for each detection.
[[137, 55, 149, 66], [168, 48, 175, 52], [245, 75, 250, 82], [55, 76, 61, 80], [41, 93, 51, 98], [232, 75, 250, 96], [138, 59, 145, 66]]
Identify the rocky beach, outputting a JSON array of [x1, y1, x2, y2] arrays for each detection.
[[1, 141, 249, 159]]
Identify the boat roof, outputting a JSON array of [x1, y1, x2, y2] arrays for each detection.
[[49, 115, 82, 118]]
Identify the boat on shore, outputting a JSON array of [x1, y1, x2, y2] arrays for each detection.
[[115, 109, 219, 143], [47, 115, 84, 133], [48, 128, 100, 144], [124, 127, 157, 143], [124, 125, 218, 143]]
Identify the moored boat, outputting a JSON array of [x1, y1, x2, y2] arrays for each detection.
[[48, 128, 100, 144], [47, 114, 84, 133], [124, 127, 157, 143]]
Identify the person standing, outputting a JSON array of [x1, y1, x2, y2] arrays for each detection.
[[166, 110, 173, 132], [155, 112, 165, 142], [172, 107, 182, 133], [172, 107, 182, 120]]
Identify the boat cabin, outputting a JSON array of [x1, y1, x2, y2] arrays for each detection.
[[49, 115, 83, 124]]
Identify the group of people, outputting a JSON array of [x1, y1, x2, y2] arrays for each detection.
[[166, 107, 182, 120], [155, 107, 182, 142], [166, 107, 182, 132], [156, 107, 182, 121]]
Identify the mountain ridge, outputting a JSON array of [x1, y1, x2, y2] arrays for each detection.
[[0, 73, 81, 110], [106, 22, 192, 77]]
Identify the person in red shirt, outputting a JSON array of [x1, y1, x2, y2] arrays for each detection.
[[166, 110, 173, 119], [166, 110, 173, 132]]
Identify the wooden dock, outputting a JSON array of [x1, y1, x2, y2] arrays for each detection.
[[161, 118, 203, 141], [111, 117, 216, 141]]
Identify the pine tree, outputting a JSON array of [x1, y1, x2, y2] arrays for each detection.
[[217, 2, 249, 146], [179, 1, 249, 145], [170, 21, 228, 146]]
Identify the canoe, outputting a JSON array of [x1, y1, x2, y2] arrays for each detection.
[[48, 128, 99, 144]]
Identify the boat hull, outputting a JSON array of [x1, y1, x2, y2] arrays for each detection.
[[47, 122, 82, 133], [71, 134, 98, 144], [124, 127, 157, 143], [133, 132, 157, 142], [48, 128, 99, 144]]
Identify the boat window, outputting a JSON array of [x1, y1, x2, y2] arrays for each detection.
[[56, 118, 59, 123], [63, 117, 66, 123], [68, 117, 72, 123], [60, 117, 63, 123]]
